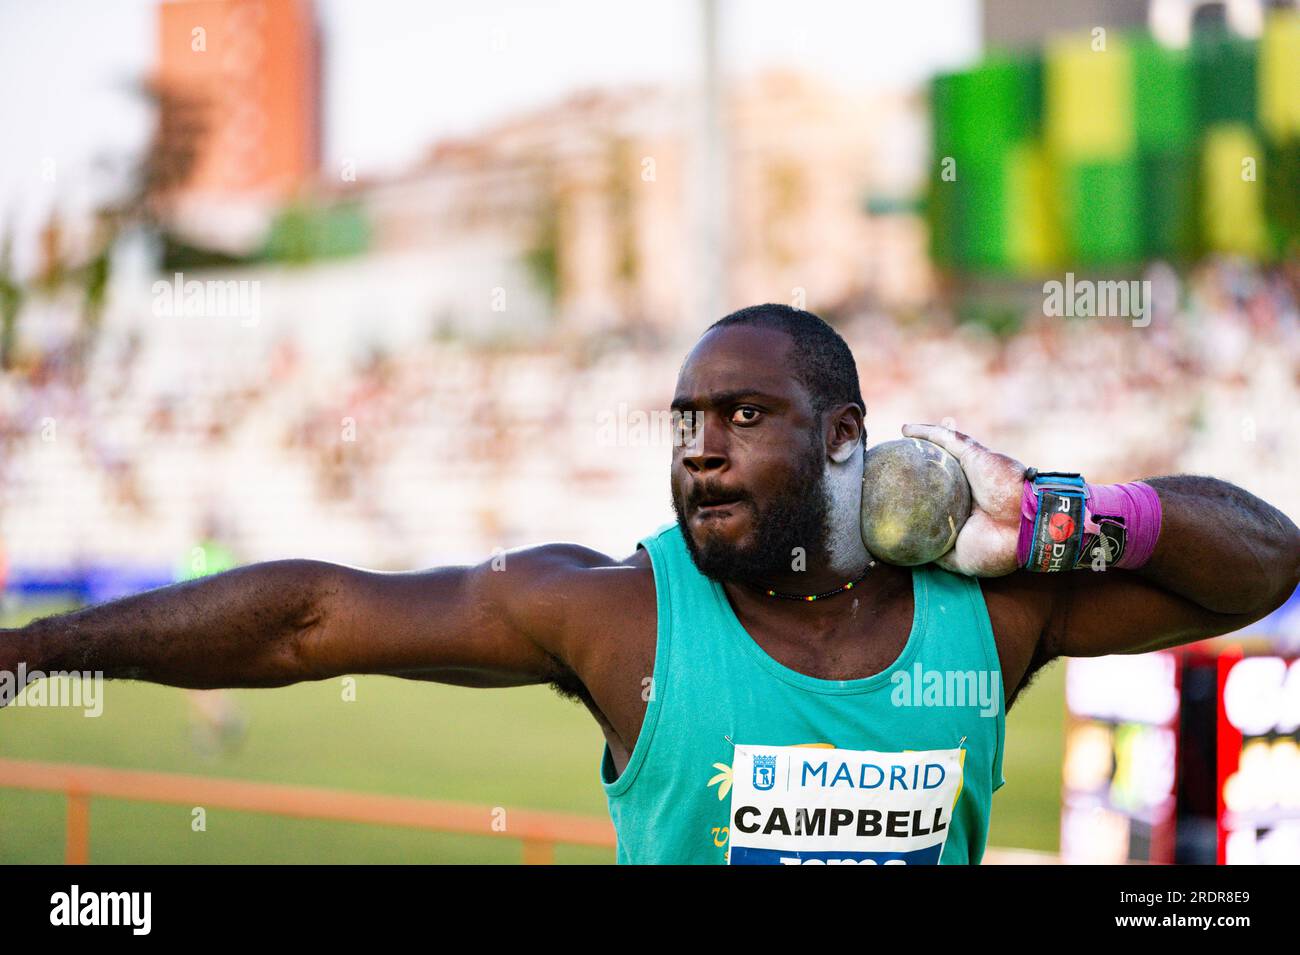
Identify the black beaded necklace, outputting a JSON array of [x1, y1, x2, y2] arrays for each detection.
[[761, 559, 877, 601]]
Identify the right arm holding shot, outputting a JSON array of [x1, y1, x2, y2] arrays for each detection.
[[0, 547, 612, 703]]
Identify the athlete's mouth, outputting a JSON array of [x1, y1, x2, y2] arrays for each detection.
[[693, 494, 746, 516]]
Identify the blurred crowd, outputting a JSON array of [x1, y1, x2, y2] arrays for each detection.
[[0, 258, 1297, 577]]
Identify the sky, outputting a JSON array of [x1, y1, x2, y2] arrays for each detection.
[[0, 0, 980, 273]]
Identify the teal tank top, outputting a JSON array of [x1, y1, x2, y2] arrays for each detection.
[[600, 523, 1006, 865]]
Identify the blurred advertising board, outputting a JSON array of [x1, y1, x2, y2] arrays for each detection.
[[1062, 588, 1300, 864]]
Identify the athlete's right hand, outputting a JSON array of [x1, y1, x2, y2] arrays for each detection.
[[0, 622, 43, 709], [0, 628, 31, 708]]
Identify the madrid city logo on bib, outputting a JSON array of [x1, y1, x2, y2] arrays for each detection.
[[728, 744, 964, 865]]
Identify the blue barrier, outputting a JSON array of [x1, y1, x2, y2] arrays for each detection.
[[6, 566, 176, 605]]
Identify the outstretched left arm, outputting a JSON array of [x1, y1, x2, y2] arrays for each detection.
[[902, 424, 1300, 664]]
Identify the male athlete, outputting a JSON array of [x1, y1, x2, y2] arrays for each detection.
[[3, 305, 1298, 864]]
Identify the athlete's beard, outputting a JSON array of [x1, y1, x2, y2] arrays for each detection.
[[673, 434, 833, 589]]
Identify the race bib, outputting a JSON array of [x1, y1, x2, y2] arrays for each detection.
[[728, 744, 964, 865]]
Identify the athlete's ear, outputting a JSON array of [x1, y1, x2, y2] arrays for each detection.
[[827, 403, 865, 464]]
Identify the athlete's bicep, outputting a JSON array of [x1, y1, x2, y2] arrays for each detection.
[[298, 544, 614, 688]]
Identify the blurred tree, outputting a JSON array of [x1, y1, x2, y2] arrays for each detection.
[[0, 229, 23, 371], [74, 80, 210, 352], [524, 174, 562, 307], [76, 212, 114, 353]]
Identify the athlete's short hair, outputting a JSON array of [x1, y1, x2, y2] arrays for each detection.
[[704, 304, 865, 421]]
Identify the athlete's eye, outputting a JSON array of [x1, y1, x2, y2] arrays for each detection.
[[731, 406, 762, 426]]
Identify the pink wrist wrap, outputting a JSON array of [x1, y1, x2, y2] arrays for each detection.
[[1016, 479, 1162, 570]]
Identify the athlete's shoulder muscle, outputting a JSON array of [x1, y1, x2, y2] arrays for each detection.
[[546, 545, 659, 758], [536, 544, 657, 683]]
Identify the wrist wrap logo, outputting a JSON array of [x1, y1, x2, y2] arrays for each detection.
[[1026, 488, 1086, 572], [1073, 513, 1128, 570]]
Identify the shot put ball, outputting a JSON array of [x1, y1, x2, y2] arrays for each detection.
[[860, 438, 972, 566]]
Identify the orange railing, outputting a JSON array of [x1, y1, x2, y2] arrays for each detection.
[[0, 757, 1060, 865], [0, 757, 617, 864]]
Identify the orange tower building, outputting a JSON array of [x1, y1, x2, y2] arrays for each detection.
[[156, 0, 321, 202]]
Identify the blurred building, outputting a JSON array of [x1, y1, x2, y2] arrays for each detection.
[[985, 0, 1300, 50], [155, 0, 322, 248], [142, 2, 931, 337], [357, 70, 930, 339], [984, 0, 1148, 48]]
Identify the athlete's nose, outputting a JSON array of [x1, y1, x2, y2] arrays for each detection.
[[680, 417, 728, 475]]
